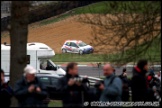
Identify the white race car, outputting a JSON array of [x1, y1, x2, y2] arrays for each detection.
[[61, 40, 94, 54]]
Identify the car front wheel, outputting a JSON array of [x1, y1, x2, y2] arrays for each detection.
[[79, 50, 83, 55], [62, 49, 67, 53]]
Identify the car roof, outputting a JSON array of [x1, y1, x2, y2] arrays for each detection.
[[64, 40, 83, 44]]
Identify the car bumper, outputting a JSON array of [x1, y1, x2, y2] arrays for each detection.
[[83, 49, 94, 54]]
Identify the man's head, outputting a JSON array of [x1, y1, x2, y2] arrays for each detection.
[[123, 68, 126, 73], [24, 65, 36, 82], [66, 62, 78, 76], [137, 59, 148, 71], [103, 64, 114, 76], [1, 69, 5, 84]]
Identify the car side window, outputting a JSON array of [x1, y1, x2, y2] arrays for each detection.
[[65, 42, 70, 46], [38, 77, 50, 85], [71, 42, 78, 48]]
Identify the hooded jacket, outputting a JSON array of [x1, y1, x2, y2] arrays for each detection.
[[131, 66, 148, 101]]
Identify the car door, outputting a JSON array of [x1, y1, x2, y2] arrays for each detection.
[[65, 42, 72, 52], [38, 76, 51, 87], [50, 77, 62, 99], [70, 42, 79, 53]]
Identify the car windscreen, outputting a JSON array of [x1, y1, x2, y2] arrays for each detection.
[[78, 42, 87, 47], [65, 42, 70, 46]]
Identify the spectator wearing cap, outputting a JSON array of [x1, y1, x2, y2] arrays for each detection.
[[14, 65, 48, 107]]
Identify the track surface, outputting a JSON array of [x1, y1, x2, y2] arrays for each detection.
[[61, 66, 133, 78]]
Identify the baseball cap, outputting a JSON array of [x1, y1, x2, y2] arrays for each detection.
[[24, 65, 36, 75]]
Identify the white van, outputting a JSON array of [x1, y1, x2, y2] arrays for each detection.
[[1, 42, 66, 79]]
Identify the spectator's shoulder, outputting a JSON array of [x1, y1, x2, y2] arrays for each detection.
[[114, 76, 122, 83]]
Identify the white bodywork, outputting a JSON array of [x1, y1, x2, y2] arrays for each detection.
[[1, 42, 66, 80], [61, 40, 93, 54]]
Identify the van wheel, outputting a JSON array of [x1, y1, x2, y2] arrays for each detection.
[[62, 49, 67, 53], [79, 50, 83, 55]]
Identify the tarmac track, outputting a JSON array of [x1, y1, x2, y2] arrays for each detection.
[[61, 66, 133, 78]]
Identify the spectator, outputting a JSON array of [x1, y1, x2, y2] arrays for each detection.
[[131, 59, 154, 101], [57, 62, 89, 107], [14, 65, 48, 107], [149, 66, 154, 74], [99, 64, 122, 102], [147, 71, 156, 88], [119, 68, 127, 79], [147, 70, 161, 101], [119, 68, 130, 101], [1, 69, 13, 107], [155, 71, 161, 82]]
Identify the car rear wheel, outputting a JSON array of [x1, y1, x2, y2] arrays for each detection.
[[62, 49, 67, 53], [79, 50, 83, 55]]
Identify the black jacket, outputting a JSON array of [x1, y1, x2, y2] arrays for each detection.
[[0, 83, 13, 107], [131, 66, 148, 101], [119, 74, 130, 101], [57, 74, 89, 107], [14, 76, 48, 107]]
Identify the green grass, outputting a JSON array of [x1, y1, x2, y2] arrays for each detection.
[[39, 1, 160, 26], [40, 1, 109, 25], [39, 1, 160, 25], [52, 53, 104, 62], [39, 2, 108, 25], [74, 1, 109, 14], [48, 100, 62, 107], [74, 1, 160, 14]]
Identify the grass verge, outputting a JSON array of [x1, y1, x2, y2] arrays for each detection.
[[48, 100, 62, 107]]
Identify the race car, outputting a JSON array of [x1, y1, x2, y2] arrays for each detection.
[[61, 40, 94, 54]]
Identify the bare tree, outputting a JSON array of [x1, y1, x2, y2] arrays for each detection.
[[10, 1, 29, 106], [77, 1, 161, 64]]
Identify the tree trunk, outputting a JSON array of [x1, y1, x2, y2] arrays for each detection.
[[9, 1, 29, 107]]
